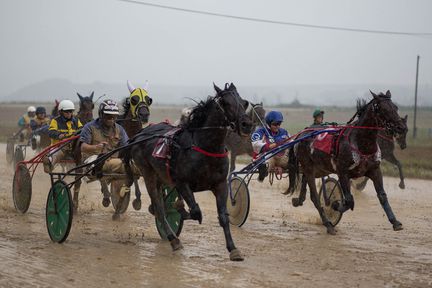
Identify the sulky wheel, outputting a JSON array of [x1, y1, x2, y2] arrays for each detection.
[[12, 163, 32, 213], [319, 177, 343, 227], [46, 180, 73, 243], [110, 179, 130, 214], [227, 176, 250, 227], [155, 186, 184, 240], [13, 146, 25, 168], [6, 138, 15, 164]]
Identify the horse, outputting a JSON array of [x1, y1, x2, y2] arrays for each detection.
[[51, 99, 60, 118], [116, 80, 152, 211], [291, 90, 407, 235], [226, 101, 265, 172], [121, 83, 253, 261], [77, 92, 95, 124], [353, 115, 408, 191]]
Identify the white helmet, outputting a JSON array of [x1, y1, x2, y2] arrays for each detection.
[[27, 106, 36, 112], [58, 100, 75, 111], [98, 99, 119, 117]]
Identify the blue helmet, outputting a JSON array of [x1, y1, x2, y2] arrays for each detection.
[[265, 111, 283, 126]]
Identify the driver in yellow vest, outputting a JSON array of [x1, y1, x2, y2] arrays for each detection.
[[17, 106, 36, 142], [79, 99, 131, 199], [43, 100, 83, 172]]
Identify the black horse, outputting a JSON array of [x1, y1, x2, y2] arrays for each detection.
[[121, 83, 253, 261], [226, 101, 265, 172], [353, 115, 408, 191], [292, 90, 407, 235]]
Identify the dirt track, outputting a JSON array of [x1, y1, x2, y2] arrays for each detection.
[[0, 143, 431, 288]]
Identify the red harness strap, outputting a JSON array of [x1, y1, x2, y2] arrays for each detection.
[[191, 145, 229, 158]]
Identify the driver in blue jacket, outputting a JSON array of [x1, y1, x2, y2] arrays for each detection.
[[251, 111, 290, 182]]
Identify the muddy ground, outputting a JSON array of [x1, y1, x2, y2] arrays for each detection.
[[0, 143, 431, 288]]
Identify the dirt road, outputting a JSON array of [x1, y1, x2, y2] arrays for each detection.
[[0, 143, 431, 287]]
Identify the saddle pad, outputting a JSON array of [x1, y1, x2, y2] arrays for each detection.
[[312, 129, 340, 155], [152, 127, 182, 159]]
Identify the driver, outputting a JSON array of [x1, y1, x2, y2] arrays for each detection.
[[79, 99, 131, 201], [43, 100, 83, 172], [251, 111, 290, 182], [17, 106, 36, 142]]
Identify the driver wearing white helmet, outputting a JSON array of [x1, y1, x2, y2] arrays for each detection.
[[43, 99, 83, 173], [17, 106, 36, 141]]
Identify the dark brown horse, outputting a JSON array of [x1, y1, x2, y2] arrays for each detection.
[[121, 83, 253, 261], [116, 80, 152, 210], [226, 101, 265, 172], [353, 115, 408, 191], [77, 92, 95, 124], [292, 90, 407, 235]]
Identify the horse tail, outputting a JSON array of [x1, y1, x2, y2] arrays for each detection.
[[287, 147, 299, 194]]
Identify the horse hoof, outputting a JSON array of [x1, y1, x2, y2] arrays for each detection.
[[326, 226, 337, 235], [229, 249, 244, 261], [112, 213, 120, 221], [190, 205, 202, 224], [148, 204, 155, 215], [393, 221, 403, 231], [102, 197, 110, 207], [399, 182, 406, 189], [132, 199, 141, 211], [170, 238, 183, 251], [292, 198, 303, 207]]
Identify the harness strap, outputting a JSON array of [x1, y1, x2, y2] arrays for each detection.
[[191, 145, 228, 158]]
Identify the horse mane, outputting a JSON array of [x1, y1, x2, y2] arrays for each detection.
[[356, 98, 368, 117], [119, 97, 130, 119], [183, 96, 216, 129]]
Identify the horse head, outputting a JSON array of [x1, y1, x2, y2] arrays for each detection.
[[77, 91, 95, 124], [395, 115, 408, 150], [126, 80, 152, 124], [213, 83, 253, 136], [369, 90, 406, 135], [51, 99, 60, 117]]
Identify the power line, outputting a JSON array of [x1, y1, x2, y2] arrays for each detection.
[[118, 0, 432, 37]]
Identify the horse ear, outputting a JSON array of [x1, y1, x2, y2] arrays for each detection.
[[369, 90, 378, 99], [213, 83, 222, 94], [225, 83, 229, 90], [55, 99, 59, 105], [77, 93, 83, 102], [127, 80, 136, 93], [385, 90, 391, 98], [90, 91, 94, 100], [143, 80, 149, 91], [229, 82, 236, 90], [404, 114, 408, 122]]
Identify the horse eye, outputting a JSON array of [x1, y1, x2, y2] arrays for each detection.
[[145, 96, 153, 106], [131, 96, 140, 105]]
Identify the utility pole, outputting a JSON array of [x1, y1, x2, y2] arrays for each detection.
[[413, 55, 420, 139]]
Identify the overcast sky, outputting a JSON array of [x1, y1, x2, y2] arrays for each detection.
[[1, 0, 431, 96]]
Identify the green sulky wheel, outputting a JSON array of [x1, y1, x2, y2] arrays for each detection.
[[155, 186, 184, 240], [227, 176, 250, 227], [46, 180, 73, 243], [12, 163, 32, 213]]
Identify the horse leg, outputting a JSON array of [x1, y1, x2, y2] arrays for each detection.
[[292, 175, 307, 207], [284, 148, 297, 195], [100, 179, 111, 207], [132, 178, 142, 210], [176, 183, 202, 224], [305, 174, 336, 235], [366, 168, 403, 231], [386, 153, 405, 189], [337, 174, 355, 212], [123, 160, 141, 210], [213, 182, 244, 261], [229, 152, 236, 173]]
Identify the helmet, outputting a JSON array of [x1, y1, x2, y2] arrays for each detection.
[[58, 100, 75, 111], [313, 109, 324, 118], [36, 106, 46, 114], [27, 106, 36, 112], [265, 111, 283, 126], [98, 99, 119, 118]]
